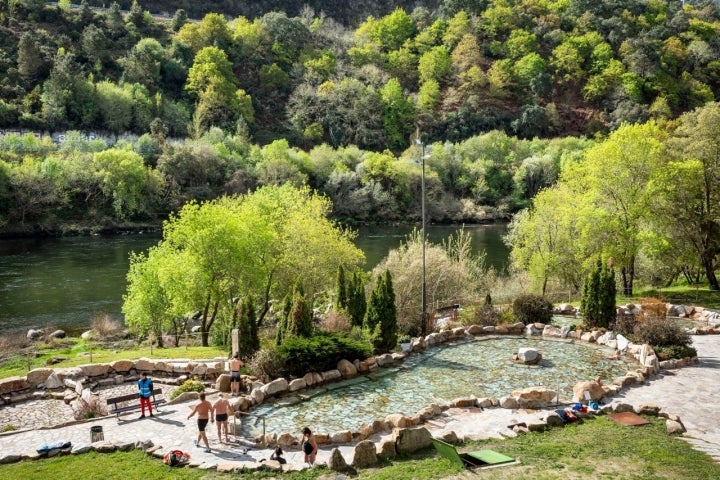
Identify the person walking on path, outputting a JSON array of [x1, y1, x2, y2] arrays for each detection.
[[301, 427, 318, 467], [187, 392, 213, 452], [137, 372, 154, 419], [229, 353, 244, 396], [212, 393, 232, 443]]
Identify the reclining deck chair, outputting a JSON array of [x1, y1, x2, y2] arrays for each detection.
[[431, 438, 517, 469]]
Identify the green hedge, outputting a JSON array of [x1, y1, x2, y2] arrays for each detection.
[[276, 332, 373, 377]]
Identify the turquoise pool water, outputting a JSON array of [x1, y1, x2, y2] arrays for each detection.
[[240, 336, 631, 436]]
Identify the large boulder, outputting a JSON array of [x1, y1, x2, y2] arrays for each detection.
[[353, 440, 378, 468], [512, 386, 556, 408], [215, 373, 231, 392], [261, 378, 289, 397], [337, 359, 357, 379], [288, 378, 307, 392], [377, 439, 397, 459], [573, 380, 604, 402], [26, 368, 54, 387], [110, 360, 134, 373], [78, 363, 109, 377], [514, 347, 542, 365], [0, 376, 29, 395], [393, 427, 432, 454], [327, 448, 350, 472]]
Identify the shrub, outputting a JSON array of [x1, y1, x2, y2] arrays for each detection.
[[91, 313, 122, 339], [319, 309, 352, 333], [474, 304, 500, 326], [169, 378, 205, 400], [655, 344, 697, 361], [512, 294, 553, 325], [632, 317, 692, 349], [613, 312, 637, 337], [276, 332, 373, 378], [0, 424, 17, 433], [499, 307, 515, 324], [248, 348, 284, 379]]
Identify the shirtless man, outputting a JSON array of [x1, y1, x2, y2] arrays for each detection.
[[229, 353, 244, 396], [212, 393, 232, 443], [187, 392, 214, 452]]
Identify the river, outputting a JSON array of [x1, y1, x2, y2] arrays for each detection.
[[0, 224, 509, 335]]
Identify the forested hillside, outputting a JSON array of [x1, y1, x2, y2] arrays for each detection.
[[1, 0, 720, 237], [1, 0, 719, 148]]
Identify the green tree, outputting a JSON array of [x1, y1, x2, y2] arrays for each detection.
[[380, 78, 416, 151], [285, 287, 313, 338], [337, 264, 348, 311], [581, 258, 616, 329], [236, 294, 260, 358], [659, 102, 720, 290], [347, 271, 367, 328], [364, 269, 398, 353], [123, 247, 175, 347], [569, 122, 667, 295]]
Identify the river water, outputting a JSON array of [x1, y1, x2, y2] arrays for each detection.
[[0, 224, 508, 335]]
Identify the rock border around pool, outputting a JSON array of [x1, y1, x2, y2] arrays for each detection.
[[0, 315, 704, 470]]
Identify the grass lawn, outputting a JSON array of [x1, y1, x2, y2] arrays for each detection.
[[0, 339, 228, 379], [1, 416, 717, 480]]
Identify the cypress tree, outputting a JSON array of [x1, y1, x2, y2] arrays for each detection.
[[364, 270, 398, 353], [286, 289, 313, 338], [581, 258, 616, 328], [599, 263, 617, 329], [275, 293, 293, 345], [347, 271, 367, 327], [237, 294, 260, 358], [581, 259, 602, 328], [337, 265, 348, 311]]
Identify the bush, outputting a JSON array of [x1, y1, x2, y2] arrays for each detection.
[[512, 294, 553, 325], [276, 331, 373, 378], [248, 348, 284, 379], [612, 312, 637, 337], [632, 317, 692, 349], [655, 344, 697, 361], [169, 378, 205, 400], [473, 304, 500, 326]]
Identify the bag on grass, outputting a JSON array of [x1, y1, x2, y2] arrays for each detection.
[[164, 449, 189, 467]]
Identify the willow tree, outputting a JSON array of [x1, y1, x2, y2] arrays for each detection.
[[123, 184, 364, 346], [565, 121, 667, 296]]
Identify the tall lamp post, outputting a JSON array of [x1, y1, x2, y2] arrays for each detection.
[[415, 131, 430, 337]]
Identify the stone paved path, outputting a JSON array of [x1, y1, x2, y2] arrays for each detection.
[[1, 335, 719, 470]]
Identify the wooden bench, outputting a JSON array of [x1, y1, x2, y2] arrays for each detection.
[[107, 388, 166, 419]]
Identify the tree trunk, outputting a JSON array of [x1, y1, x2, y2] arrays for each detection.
[[701, 251, 720, 290], [202, 300, 219, 347], [621, 257, 635, 297], [256, 272, 274, 329], [200, 292, 211, 347]]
